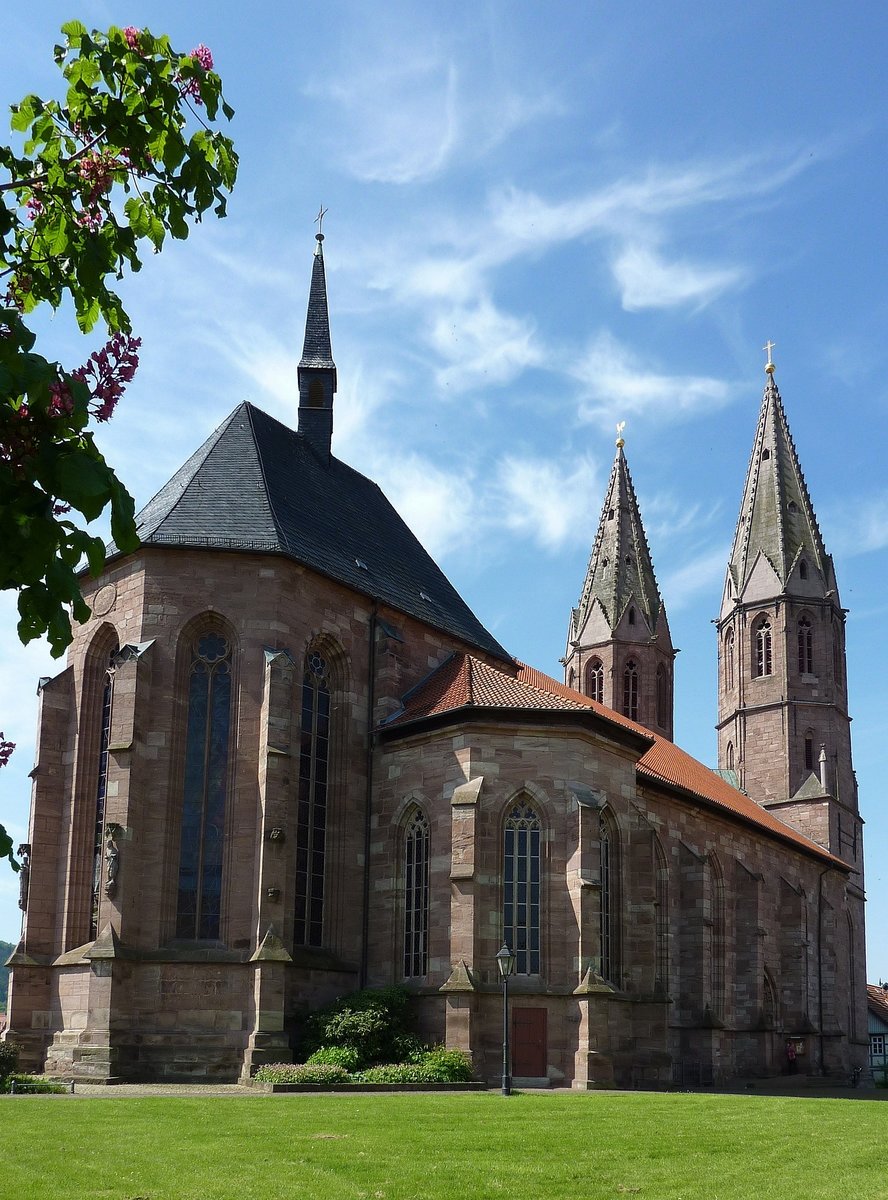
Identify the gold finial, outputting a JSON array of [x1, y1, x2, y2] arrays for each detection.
[[615, 420, 626, 449], [763, 339, 776, 375]]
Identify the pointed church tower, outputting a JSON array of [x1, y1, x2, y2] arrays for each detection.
[[564, 431, 676, 738], [297, 228, 337, 459], [716, 352, 862, 869]]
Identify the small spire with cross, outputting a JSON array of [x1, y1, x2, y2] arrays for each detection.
[[616, 420, 626, 449], [314, 205, 328, 252], [763, 339, 776, 375]]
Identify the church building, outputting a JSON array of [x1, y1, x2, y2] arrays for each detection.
[[5, 234, 867, 1086]]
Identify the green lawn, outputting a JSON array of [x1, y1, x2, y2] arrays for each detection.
[[1, 1091, 885, 1200]]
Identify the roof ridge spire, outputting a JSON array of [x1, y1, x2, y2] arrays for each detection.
[[297, 217, 337, 458]]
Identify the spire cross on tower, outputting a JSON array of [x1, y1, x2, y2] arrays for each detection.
[[763, 340, 776, 373], [315, 205, 328, 239]]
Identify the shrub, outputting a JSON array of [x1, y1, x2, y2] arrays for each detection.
[[391, 1033, 427, 1064], [306, 1045, 361, 1072], [0, 1041, 20, 1082], [356, 1063, 430, 1084], [418, 1047, 475, 1082], [253, 1062, 350, 1086], [300, 985, 414, 1066], [1, 1073, 68, 1094]]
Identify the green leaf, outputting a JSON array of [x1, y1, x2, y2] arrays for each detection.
[[53, 450, 113, 519], [60, 20, 88, 40]]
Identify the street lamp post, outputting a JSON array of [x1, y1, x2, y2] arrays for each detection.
[[496, 941, 516, 1096]]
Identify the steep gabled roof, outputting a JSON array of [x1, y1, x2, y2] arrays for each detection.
[[572, 443, 665, 637], [383, 652, 845, 867], [727, 370, 837, 597], [867, 984, 888, 1026], [117, 401, 510, 662]]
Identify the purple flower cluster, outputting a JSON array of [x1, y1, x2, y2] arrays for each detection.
[[178, 44, 215, 105], [0, 735, 14, 769], [26, 187, 44, 221], [123, 26, 142, 51], [72, 332, 142, 422]]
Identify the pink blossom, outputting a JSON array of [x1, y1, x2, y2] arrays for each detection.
[[49, 381, 74, 416], [123, 26, 141, 51], [26, 187, 44, 221], [190, 44, 214, 71], [0, 735, 14, 769], [72, 332, 142, 422]]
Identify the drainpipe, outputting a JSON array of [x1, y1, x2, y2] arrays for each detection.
[[359, 601, 379, 987]]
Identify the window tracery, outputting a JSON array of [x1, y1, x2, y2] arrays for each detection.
[[503, 801, 541, 975]]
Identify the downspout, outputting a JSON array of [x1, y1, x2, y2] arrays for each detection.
[[359, 601, 379, 987]]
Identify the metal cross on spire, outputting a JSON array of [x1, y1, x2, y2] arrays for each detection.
[[315, 205, 328, 237], [763, 340, 776, 374]]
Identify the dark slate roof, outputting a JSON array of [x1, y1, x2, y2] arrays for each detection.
[[118, 402, 511, 662], [298, 238, 335, 370]]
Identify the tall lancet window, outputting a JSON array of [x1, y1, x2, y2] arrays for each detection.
[[622, 660, 639, 721], [654, 838, 669, 995], [656, 664, 668, 728], [294, 649, 330, 948], [724, 627, 735, 689], [91, 649, 117, 937], [586, 657, 604, 704], [503, 801, 541, 974], [798, 616, 813, 675], [403, 809, 430, 978], [754, 618, 772, 678], [177, 631, 232, 940], [599, 811, 619, 983]]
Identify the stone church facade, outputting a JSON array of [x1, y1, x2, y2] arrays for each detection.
[[5, 238, 867, 1086]]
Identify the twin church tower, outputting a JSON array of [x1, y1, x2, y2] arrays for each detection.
[[563, 354, 862, 879]]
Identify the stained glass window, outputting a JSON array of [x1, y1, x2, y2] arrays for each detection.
[[622, 660, 639, 721], [294, 650, 330, 948], [586, 658, 604, 704], [91, 650, 117, 937], [600, 812, 617, 982], [176, 631, 232, 940], [755, 618, 772, 677], [503, 802, 541, 975], [403, 809, 430, 978]]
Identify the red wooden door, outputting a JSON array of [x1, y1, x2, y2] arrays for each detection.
[[512, 1006, 547, 1077]]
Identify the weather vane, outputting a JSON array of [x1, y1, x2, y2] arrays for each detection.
[[315, 205, 328, 238], [763, 340, 776, 374], [616, 421, 626, 448]]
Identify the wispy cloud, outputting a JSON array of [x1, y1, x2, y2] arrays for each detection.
[[429, 297, 541, 391], [493, 455, 600, 551], [660, 544, 730, 611], [826, 491, 888, 557], [573, 331, 734, 426], [611, 242, 746, 311]]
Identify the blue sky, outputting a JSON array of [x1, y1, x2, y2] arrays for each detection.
[[2, 3, 888, 980]]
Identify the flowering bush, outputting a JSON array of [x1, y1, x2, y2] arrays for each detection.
[[0, 22, 237, 658]]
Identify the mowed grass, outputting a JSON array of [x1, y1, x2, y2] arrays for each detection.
[[2, 1090, 886, 1200]]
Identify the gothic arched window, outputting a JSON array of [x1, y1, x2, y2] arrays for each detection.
[[403, 809, 430, 978], [294, 648, 331, 948], [724, 627, 735, 690], [654, 838, 668, 995], [804, 732, 814, 772], [503, 801, 541, 975], [754, 618, 772, 678], [798, 616, 813, 675], [91, 647, 118, 937], [586, 657, 604, 704], [708, 856, 726, 1018], [832, 619, 843, 686], [656, 664, 668, 728], [177, 630, 232, 940], [622, 660, 639, 721], [599, 810, 620, 983], [726, 741, 735, 772]]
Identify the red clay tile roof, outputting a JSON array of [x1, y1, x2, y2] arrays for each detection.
[[386, 653, 845, 868], [868, 984, 888, 1025]]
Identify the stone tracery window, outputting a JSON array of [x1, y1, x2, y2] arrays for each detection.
[[403, 809, 430, 978], [599, 810, 620, 984], [654, 838, 669, 995], [656, 664, 668, 728], [503, 801, 541, 975], [622, 660, 639, 721], [90, 648, 117, 938], [585, 657, 604, 704], [754, 617, 772, 678], [724, 627, 735, 689], [797, 616, 813, 675], [294, 649, 331, 948], [176, 630, 232, 940]]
